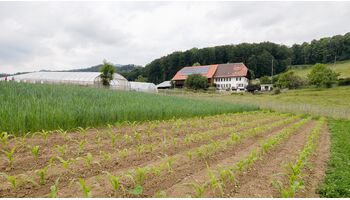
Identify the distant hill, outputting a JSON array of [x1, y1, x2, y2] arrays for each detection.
[[45, 64, 143, 74], [288, 59, 350, 78]]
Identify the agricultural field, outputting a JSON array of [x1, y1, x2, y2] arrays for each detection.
[[289, 59, 350, 78], [163, 86, 350, 119], [0, 82, 256, 135], [0, 111, 330, 197]]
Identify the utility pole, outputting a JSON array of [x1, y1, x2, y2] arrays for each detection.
[[271, 58, 274, 85]]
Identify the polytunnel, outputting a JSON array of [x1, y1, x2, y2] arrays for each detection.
[[4, 72, 130, 90], [129, 81, 158, 93]]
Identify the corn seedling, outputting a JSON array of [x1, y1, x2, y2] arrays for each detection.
[[56, 156, 73, 170], [30, 145, 40, 160], [79, 178, 92, 198], [134, 167, 148, 186], [38, 129, 51, 141], [134, 131, 142, 142], [187, 151, 193, 160], [136, 144, 145, 156], [50, 177, 60, 198], [100, 151, 112, 162], [2, 146, 16, 167], [77, 127, 89, 136], [187, 180, 207, 198], [206, 170, 224, 196], [104, 172, 125, 196], [118, 148, 129, 159], [0, 172, 18, 190], [155, 190, 167, 198], [219, 168, 235, 184], [36, 165, 49, 185], [55, 144, 67, 157], [0, 132, 12, 146]]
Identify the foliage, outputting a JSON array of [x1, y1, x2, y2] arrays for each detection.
[[338, 78, 350, 86], [307, 63, 339, 88], [99, 60, 115, 86], [318, 120, 350, 197], [134, 75, 148, 82], [0, 82, 257, 135], [192, 62, 201, 66], [184, 74, 208, 90], [260, 76, 272, 84], [275, 71, 305, 89], [79, 178, 92, 198]]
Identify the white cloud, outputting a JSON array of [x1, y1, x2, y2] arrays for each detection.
[[0, 1, 349, 74]]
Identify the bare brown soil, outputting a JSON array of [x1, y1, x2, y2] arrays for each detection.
[[0, 112, 330, 198]]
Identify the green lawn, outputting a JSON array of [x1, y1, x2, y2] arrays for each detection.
[[318, 120, 350, 197], [161, 86, 350, 119], [289, 60, 350, 78], [0, 82, 257, 135]]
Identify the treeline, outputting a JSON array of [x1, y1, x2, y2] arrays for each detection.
[[123, 32, 350, 84]]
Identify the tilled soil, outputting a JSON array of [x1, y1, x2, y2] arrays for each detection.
[[0, 112, 330, 198]]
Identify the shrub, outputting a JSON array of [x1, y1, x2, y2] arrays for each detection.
[[184, 74, 208, 90], [275, 71, 305, 89], [259, 76, 271, 84], [307, 63, 339, 88]]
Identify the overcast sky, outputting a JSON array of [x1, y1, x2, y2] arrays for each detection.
[[1, 1, 350, 74]]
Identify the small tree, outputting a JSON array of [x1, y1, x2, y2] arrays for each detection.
[[307, 63, 339, 88], [275, 71, 305, 89], [135, 75, 148, 82], [184, 74, 208, 90], [259, 76, 271, 84], [192, 62, 201, 66], [100, 60, 115, 87]]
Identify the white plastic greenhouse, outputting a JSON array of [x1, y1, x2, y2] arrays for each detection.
[[129, 81, 158, 93], [2, 72, 130, 90]]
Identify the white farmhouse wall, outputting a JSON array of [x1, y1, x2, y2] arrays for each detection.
[[213, 77, 249, 91]]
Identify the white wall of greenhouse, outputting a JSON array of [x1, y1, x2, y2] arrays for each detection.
[[1, 72, 130, 90], [129, 82, 158, 93]]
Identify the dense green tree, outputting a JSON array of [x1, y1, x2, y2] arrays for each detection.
[[135, 75, 148, 82], [275, 71, 305, 89], [307, 63, 339, 88], [99, 60, 115, 86], [184, 74, 208, 90]]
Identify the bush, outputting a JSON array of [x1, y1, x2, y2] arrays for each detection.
[[338, 78, 350, 86], [307, 63, 339, 88], [259, 76, 271, 84], [275, 71, 305, 89], [184, 74, 208, 90], [273, 88, 281, 95], [246, 84, 260, 93]]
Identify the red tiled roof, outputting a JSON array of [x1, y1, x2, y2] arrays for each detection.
[[214, 63, 248, 78], [172, 65, 218, 81]]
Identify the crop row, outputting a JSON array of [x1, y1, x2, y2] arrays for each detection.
[[277, 118, 325, 197], [186, 117, 311, 197]]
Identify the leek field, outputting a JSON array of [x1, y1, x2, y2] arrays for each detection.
[[0, 82, 257, 134]]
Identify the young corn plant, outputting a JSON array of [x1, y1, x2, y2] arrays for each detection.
[[37, 129, 51, 141], [100, 151, 112, 162], [2, 146, 16, 168], [134, 167, 148, 186], [155, 190, 167, 198], [0, 132, 12, 146], [57, 128, 69, 141], [30, 145, 40, 160], [206, 170, 224, 196], [50, 177, 60, 198], [55, 144, 67, 157], [187, 180, 207, 198], [56, 156, 74, 170], [77, 127, 89, 136], [0, 172, 18, 190], [104, 172, 125, 196], [79, 178, 92, 198], [118, 148, 129, 159], [219, 167, 235, 184], [36, 165, 49, 185]]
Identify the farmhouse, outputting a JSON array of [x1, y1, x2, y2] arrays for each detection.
[[171, 65, 218, 87], [171, 63, 250, 91], [213, 63, 250, 91]]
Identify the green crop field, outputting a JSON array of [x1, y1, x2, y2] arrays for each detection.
[[161, 86, 350, 119], [289, 59, 350, 78], [0, 82, 257, 135]]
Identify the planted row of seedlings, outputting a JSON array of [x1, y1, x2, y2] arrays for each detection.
[[276, 118, 325, 197], [181, 117, 312, 197], [0, 112, 299, 197], [47, 114, 302, 197], [0, 112, 287, 197], [0, 112, 285, 173]]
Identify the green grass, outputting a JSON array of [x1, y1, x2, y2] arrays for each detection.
[[0, 82, 257, 135], [289, 59, 350, 78], [318, 120, 350, 197], [163, 86, 350, 119]]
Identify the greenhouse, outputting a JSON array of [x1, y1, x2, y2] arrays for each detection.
[[129, 81, 158, 93], [1, 72, 130, 90]]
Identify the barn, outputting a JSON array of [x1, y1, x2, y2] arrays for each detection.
[[171, 65, 218, 88]]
